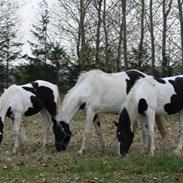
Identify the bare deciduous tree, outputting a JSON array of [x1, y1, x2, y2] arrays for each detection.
[[149, 0, 155, 74], [121, 0, 128, 70], [177, 0, 183, 69], [138, 0, 145, 66], [162, 0, 172, 76]]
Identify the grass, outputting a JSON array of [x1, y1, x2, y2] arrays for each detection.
[[0, 154, 183, 183], [0, 111, 182, 182]]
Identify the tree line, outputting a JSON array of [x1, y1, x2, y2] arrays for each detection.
[[0, 0, 183, 90]]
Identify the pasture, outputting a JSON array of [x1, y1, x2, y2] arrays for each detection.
[[0, 109, 183, 182]]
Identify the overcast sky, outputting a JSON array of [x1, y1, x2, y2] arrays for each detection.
[[18, 0, 56, 55]]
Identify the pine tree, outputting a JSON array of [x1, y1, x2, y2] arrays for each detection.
[[0, 0, 22, 88], [25, 0, 71, 85], [28, 0, 50, 64]]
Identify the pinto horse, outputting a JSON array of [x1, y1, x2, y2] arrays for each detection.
[[55, 69, 165, 154], [116, 75, 183, 156], [0, 80, 61, 154]]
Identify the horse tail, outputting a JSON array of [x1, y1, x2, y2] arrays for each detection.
[[155, 115, 166, 138]]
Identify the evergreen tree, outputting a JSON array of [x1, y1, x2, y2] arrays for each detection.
[[28, 0, 50, 64], [0, 0, 22, 88], [25, 0, 71, 86]]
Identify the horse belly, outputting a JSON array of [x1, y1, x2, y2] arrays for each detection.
[[99, 93, 125, 113]]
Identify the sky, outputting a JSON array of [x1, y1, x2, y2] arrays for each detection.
[[18, 0, 55, 55]]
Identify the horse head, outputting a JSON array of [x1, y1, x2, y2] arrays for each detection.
[[115, 108, 134, 156], [52, 120, 72, 152]]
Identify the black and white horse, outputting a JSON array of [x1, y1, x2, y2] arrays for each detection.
[[55, 69, 165, 154], [0, 80, 62, 154], [116, 75, 183, 156]]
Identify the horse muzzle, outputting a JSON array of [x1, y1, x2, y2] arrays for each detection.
[[119, 143, 129, 156], [55, 143, 66, 152]]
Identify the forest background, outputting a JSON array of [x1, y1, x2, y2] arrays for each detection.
[[0, 0, 182, 90]]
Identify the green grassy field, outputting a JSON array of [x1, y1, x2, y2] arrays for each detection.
[[0, 111, 182, 183]]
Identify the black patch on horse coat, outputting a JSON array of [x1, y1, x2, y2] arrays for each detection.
[[117, 108, 134, 155], [0, 117, 4, 143], [164, 77, 183, 114], [154, 77, 166, 84], [31, 81, 39, 89], [93, 114, 101, 127], [53, 121, 72, 152], [22, 86, 36, 94], [36, 86, 57, 116], [96, 121, 101, 128], [79, 102, 86, 110], [23, 84, 57, 117], [138, 98, 148, 115], [6, 107, 13, 118], [126, 70, 145, 94], [93, 114, 98, 122], [24, 96, 44, 116]]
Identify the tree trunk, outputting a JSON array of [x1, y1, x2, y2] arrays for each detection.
[[95, 0, 103, 67], [162, 0, 172, 76], [121, 0, 128, 70], [103, 0, 110, 71], [149, 0, 155, 75], [116, 21, 123, 72], [6, 30, 9, 88], [138, 0, 145, 67], [77, 0, 87, 71], [177, 0, 183, 69], [44, 27, 47, 64]]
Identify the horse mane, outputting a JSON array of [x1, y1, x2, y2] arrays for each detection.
[[77, 69, 104, 84], [0, 85, 18, 111], [60, 69, 104, 112]]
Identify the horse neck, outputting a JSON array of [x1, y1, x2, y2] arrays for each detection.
[[57, 92, 81, 124], [122, 92, 138, 131]]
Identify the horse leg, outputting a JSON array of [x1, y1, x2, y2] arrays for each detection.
[[11, 119, 27, 145], [12, 112, 22, 155], [18, 128, 27, 145], [155, 115, 166, 139], [78, 107, 95, 155], [93, 114, 105, 151], [139, 116, 148, 154], [174, 110, 183, 155], [40, 108, 50, 148], [146, 110, 155, 156]]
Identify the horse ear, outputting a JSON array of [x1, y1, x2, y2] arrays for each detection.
[[113, 120, 118, 127]]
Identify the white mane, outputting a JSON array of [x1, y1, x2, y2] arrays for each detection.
[[77, 69, 104, 84], [0, 85, 19, 111], [61, 69, 104, 108]]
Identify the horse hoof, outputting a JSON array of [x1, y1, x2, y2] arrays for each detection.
[[77, 149, 85, 155], [174, 150, 181, 156], [12, 151, 17, 156], [140, 148, 149, 155]]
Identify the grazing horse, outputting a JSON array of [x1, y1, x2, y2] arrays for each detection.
[[0, 80, 61, 154], [55, 69, 165, 154], [116, 75, 183, 156]]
